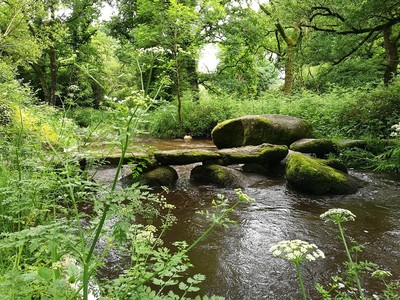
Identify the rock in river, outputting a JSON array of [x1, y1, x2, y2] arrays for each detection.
[[285, 153, 360, 195], [211, 114, 312, 149], [290, 138, 336, 158], [190, 164, 245, 188], [123, 166, 178, 187]]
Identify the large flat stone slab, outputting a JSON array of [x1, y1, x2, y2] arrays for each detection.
[[153, 144, 288, 165], [153, 149, 221, 165], [218, 143, 288, 165]]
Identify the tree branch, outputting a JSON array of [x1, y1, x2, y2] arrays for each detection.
[[310, 6, 345, 22], [304, 15, 400, 35], [332, 31, 377, 65]]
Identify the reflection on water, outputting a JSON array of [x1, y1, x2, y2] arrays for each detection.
[[97, 138, 400, 299]]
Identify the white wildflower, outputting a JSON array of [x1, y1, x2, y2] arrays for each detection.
[[269, 240, 325, 263], [306, 254, 315, 261], [320, 208, 356, 224]]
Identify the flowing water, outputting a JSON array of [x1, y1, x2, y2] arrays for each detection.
[[96, 138, 400, 299]]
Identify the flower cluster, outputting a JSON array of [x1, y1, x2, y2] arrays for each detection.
[[138, 46, 170, 54], [320, 208, 356, 224], [390, 122, 400, 137], [234, 188, 255, 203], [270, 240, 325, 263], [371, 270, 392, 280]]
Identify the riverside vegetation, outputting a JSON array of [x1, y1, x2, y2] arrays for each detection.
[[1, 0, 400, 297], [271, 208, 400, 299], [1, 67, 400, 298], [0, 73, 255, 299], [2, 78, 400, 299]]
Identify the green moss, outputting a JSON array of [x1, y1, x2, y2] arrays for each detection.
[[136, 166, 178, 187], [218, 144, 288, 165], [154, 150, 221, 165], [286, 153, 359, 195], [260, 145, 289, 164], [290, 139, 336, 158], [211, 118, 245, 149], [321, 159, 348, 173], [190, 164, 243, 187], [212, 115, 312, 149]]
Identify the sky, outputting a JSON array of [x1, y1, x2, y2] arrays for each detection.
[[198, 44, 220, 73]]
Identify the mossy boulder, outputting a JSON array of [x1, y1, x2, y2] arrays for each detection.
[[154, 149, 220, 165], [211, 114, 312, 149], [154, 144, 288, 166], [218, 143, 288, 165], [190, 164, 245, 188], [285, 153, 360, 195], [127, 166, 178, 187], [321, 159, 348, 174], [290, 138, 336, 158]]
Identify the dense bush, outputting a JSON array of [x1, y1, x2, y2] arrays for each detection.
[[147, 83, 400, 140], [147, 94, 237, 138], [65, 107, 112, 128]]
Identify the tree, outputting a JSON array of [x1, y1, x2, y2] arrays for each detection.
[[108, 0, 227, 126], [205, 6, 280, 96], [0, 0, 43, 68], [257, 0, 310, 94], [15, 0, 103, 106], [299, 0, 400, 85]]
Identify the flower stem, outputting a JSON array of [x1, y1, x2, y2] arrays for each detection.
[[337, 222, 365, 300], [295, 261, 307, 300]]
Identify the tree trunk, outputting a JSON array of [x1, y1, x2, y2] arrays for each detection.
[[173, 27, 183, 128], [48, 47, 58, 106], [48, 3, 58, 106], [30, 62, 50, 103], [186, 56, 199, 101], [273, 20, 298, 94], [383, 26, 399, 85], [284, 42, 295, 94]]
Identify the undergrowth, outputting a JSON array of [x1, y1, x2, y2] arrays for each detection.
[[146, 82, 400, 141]]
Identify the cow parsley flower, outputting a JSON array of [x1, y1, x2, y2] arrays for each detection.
[[270, 240, 325, 263], [320, 208, 356, 224], [390, 122, 400, 137]]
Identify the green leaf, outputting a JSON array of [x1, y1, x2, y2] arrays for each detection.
[[38, 267, 53, 282]]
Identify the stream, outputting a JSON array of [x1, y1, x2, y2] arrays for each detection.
[[95, 138, 400, 299]]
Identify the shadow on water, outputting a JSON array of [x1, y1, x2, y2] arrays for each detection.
[[95, 138, 400, 299]]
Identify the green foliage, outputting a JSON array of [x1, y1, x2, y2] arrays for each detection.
[[148, 82, 400, 141], [272, 208, 400, 299], [375, 122, 400, 173], [66, 107, 113, 128], [147, 94, 236, 138], [1, 95, 252, 299]]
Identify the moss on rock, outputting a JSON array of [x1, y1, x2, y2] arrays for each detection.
[[218, 143, 288, 165], [154, 150, 221, 165], [290, 138, 336, 158], [321, 159, 348, 174], [286, 153, 360, 195], [210, 118, 246, 149], [132, 166, 178, 187], [190, 164, 244, 188], [211, 114, 312, 149]]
